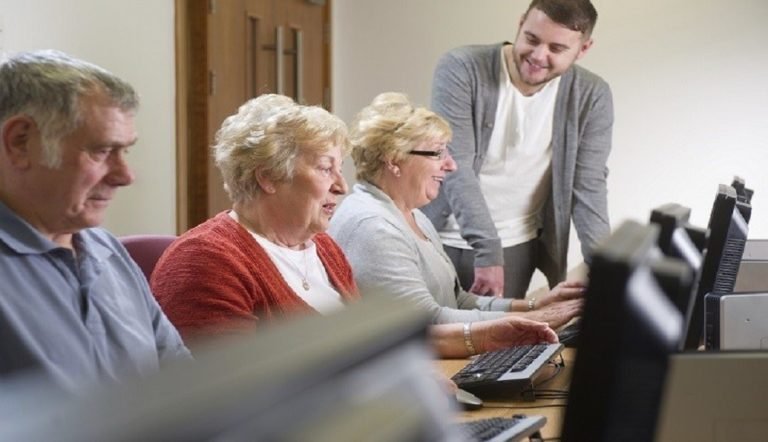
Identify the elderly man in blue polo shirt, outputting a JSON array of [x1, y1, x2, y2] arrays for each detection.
[[0, 50, 189, 389]]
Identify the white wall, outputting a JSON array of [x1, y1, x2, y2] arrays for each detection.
[[0, 0, 176, 235], [333, 0, 768, 287]]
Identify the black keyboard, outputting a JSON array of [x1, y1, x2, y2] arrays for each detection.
[[452, 343, 563, 396], [457, 415, 546, 442]]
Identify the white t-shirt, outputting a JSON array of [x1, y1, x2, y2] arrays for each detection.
[[440, 47, 560, 249], [229, 211, 345, 314], [252, 234, 346, 315]]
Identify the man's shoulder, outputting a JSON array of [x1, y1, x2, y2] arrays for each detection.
[[80, 227, 144, 272], [439, 42, 502, 64], [564, 64, 611, 91], [444, 42, 501, 56]]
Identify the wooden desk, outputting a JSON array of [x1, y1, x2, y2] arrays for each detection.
[[437, 348, 575, 440]]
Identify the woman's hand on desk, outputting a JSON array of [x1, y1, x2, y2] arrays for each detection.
[[474, 316, 558, 354]]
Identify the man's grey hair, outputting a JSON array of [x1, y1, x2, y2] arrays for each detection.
[[0, 50, 139, 167]]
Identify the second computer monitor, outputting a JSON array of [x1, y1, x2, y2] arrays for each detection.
[[684, 184, 752, 350]]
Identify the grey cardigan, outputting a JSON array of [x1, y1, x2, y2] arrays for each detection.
[[422, 43, 613, 286], [329, 182, 511, 324]]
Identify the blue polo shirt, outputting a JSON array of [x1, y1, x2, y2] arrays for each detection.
[[0, 201, 190, 390]]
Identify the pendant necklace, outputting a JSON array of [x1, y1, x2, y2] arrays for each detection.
[[283, 244, 311, 291], [269, 243, 311, 291], [234, 210, 311, 291], [297, 249, 311, 291]]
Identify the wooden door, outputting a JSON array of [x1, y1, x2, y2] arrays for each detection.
[[176, 0, 331, 232]]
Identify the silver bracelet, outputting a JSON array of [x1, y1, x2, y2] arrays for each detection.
[[463, 322, 477, 356], [527, 297, 537, 311]]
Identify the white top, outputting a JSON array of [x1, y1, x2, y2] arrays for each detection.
[[252, 235, 345, 315], [228, 212, 345, 315], [441, 47, 560, 249]]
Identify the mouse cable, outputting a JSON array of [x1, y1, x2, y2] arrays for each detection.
[[532, 358, 565, 390]]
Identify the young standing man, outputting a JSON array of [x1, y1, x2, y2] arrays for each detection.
[[423, 0, 613, 299]]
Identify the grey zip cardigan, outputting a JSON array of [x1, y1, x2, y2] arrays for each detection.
[[422, 42, 613, 286]]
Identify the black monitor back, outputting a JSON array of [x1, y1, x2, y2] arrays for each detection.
[[731, 175, 754, 205], [649, 203, 706, 317], [561, 220, 687, 442], [649, 203, 707, 257], [684, 184, 751, 350], [649, 203, 709, 352]]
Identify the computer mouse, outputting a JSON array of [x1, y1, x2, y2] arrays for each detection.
[[558, 322, 581, 348], [455, 388, 483, 411]]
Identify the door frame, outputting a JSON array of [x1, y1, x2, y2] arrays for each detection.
[[174, 0, 333, 233]]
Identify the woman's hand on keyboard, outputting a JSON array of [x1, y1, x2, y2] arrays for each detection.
[[473, 316, 557, 354], [535, 280, 586, 309], [523, 298, 584, 329]]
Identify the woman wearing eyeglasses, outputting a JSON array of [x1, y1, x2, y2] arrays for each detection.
[[329, 92, 584, 327]]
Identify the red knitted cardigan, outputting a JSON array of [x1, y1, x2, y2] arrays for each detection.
[[151, 211, 360, 343]]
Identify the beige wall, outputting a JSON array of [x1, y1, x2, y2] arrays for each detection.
[[0, 0, 176, 235], [333, 0, 768, 286]]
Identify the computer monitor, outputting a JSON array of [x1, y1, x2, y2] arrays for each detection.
[[561, 220, 688, 442], [731, 175, 755, 204], [683, 183, 752, 350], [649, 203, 706, 316], [0, 295, 460, 441]]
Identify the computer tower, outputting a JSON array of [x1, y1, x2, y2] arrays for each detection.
[[705, 292, 768, 350], [734, 239, 768, 292]]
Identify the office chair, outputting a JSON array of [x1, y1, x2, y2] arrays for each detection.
[[119, 234, 177, 282]]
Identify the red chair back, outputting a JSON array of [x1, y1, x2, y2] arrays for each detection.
[[119, 234, 177, 282]]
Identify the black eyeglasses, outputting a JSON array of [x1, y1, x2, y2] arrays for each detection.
[[408, 149, 449, 160]]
